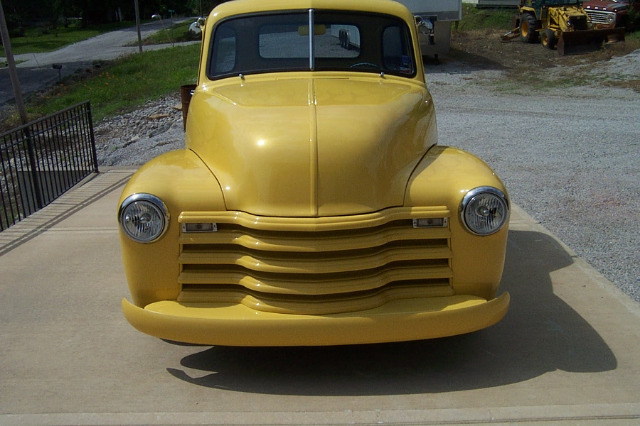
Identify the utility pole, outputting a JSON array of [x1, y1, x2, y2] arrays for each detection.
[[0, 0, 28, 124], [134, 0, 142, 53], [1, 0, 43, 208]]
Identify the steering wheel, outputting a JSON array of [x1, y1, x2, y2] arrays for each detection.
[[349, 62, 380, 69]]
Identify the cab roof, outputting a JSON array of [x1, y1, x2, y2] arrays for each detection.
[[208, 0, 415, 24]]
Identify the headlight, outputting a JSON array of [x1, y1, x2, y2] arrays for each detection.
[[119, 194, 169, 243], [460, 187, 509, 236], [607, 14, 616, 23]]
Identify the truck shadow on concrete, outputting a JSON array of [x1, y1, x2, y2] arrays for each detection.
[[167, 229, 616, 395]]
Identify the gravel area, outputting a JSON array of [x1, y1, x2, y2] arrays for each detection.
[[426, 52, 640, 304], [95, 51, 640, 304], [95, 96, 185, 166]]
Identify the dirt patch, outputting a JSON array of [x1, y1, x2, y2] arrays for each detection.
[[442, 28, 639, 78], [606, 78, 640, 91]]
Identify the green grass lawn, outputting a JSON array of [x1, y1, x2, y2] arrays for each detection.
[[1, 19, 201, 131], [456, 4, 516, 31], [30, 42, 201, 121]]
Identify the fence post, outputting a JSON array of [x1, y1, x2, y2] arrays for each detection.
[[87, 103, 99, 173], [22, 126, 45, 210]]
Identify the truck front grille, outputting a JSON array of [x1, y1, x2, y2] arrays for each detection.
[[585, 10, 616, 25], [177, 207, 453, 314]]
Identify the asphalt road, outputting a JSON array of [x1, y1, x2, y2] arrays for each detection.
[[0, 19, 189, 106]]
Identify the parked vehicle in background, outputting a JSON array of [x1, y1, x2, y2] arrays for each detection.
[[118, 0, 511, 347], [516, 0, 625, 54], [188, 20, 202, 37], [583, 0, 638, 29], [395, 0, 463, 59]]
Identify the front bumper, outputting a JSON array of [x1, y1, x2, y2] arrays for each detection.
[[122, 292, 509, 346]]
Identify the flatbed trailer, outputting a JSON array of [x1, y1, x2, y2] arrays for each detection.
[[395, 0, 462, 58]]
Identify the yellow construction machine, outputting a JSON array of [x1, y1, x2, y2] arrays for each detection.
[[504, 0, 625, 54]]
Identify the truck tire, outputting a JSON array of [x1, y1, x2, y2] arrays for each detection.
[[520, 14, 539, 43], [541, 29, 557, 49]]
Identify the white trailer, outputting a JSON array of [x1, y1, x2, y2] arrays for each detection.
[[395, 0, 462, 58]]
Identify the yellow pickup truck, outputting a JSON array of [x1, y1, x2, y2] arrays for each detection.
[[118, 0, 510, 346]]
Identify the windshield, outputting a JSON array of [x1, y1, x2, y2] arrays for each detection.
[[207, 10, 416, 79], [543, 0, 582, 5]]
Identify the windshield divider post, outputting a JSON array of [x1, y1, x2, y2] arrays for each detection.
[[308, 9, 315, 70]]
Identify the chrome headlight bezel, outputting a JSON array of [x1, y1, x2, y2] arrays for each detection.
[[119, 193, 169, 243], [460, 187, 509, 236]]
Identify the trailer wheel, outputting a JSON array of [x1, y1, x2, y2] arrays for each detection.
[[520, 14, 539, 43], [541, 29, 557, 49]]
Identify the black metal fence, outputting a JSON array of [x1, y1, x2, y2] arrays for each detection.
[[0, 101, 99, 231]]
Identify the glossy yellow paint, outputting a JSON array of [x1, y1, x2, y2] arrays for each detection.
[[187, 75, 435, 217], [118, 0, 511, 346], [118, 150, 226, 306], [123, 293, 510, 346], [406, 146, 509, 299]]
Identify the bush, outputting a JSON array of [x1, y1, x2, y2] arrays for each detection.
[[625, 8, 640, 31]]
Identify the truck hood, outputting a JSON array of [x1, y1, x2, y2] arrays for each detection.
[[583, 0, 629, 9], [186, 77, 435, 217]]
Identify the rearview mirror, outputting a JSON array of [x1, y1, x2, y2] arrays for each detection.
[[298, 24, 327, 35]]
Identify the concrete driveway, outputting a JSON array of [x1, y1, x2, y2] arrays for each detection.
[[1, 20, 192, 106], [1, 168, 639, 424]]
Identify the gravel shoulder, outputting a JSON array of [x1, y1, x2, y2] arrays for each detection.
[[95, 44, 640, 304]]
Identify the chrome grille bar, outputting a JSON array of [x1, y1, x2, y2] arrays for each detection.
[[585, 10, 616, 25], [178, 207, 452, 313]]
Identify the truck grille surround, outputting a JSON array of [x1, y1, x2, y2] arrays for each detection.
[[178, 208, 453, 315], [585, 10, 616, 25]]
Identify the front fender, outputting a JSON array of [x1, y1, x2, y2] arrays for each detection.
[[405, 146, 509, 299], [118, 149, 226, 307]]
